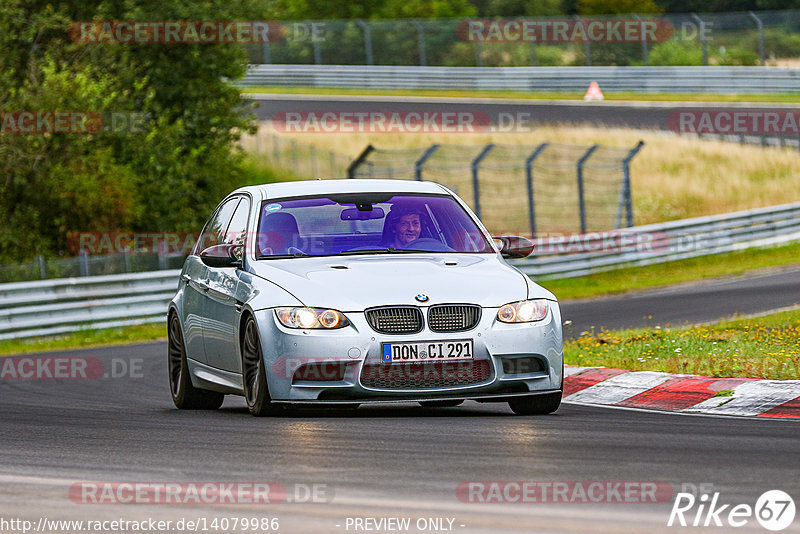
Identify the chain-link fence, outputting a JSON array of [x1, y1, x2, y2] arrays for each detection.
[[245, 10, 800, 68], [347, 142, 644, 236], [242, 129, 353, 178], [0, 252, 187, 283]]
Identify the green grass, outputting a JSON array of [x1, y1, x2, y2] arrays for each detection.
[[242, 86, 800, 103], [565, 309, 800, 380], [0, 323, 166, 356], [538, 241, 800, 301]]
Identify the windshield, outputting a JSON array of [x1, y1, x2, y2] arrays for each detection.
[[255, 193, 493, 259]]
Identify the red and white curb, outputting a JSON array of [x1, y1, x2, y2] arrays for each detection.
[[563, 366, 800, 419]]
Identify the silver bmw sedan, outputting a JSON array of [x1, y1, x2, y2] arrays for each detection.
[[168, 179, 563, 416]]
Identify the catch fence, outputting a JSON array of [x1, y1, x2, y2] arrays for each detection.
[[347, 141, 644, 235]]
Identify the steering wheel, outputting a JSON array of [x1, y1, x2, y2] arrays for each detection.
[[402, 238, 455, 253], [287, 246, 306, 256]]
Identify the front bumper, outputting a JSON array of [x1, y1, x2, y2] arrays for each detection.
[[253, 302, 563, 402]]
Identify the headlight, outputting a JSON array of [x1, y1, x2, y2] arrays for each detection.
[[496, 299, 549, 323], [275, 307, 350, 329]]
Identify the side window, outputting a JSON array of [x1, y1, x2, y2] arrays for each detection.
[[194, 198, 240, 254], [223, 197, 250, 247]]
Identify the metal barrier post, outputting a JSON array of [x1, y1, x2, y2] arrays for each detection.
[[79, 250, 89, 277], [525, 143, 549, 238], [749, 11, 765, 66], [576, 144, 599, 234], [633, 14, 649, 65], [475, 41, 483, 67], [691, 13, 708, 66], [290, 140, 299, 170], [311, 23, 323, 65], [37, 256, 46, 279], [414, 144, 440, 181], [356, 20, 374, 65], [616, 141, 645, 228], [411, 19, 427, 66], [577, 17, 591, 66], [347, 144, 375, 178], [262, 41, 271, 64], [471, 144, 495, 219]]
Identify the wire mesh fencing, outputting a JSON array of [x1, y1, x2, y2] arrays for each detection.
[[243, 129, 353, 178], [245, 10, 800, 68], [348, 141, 644, 236]]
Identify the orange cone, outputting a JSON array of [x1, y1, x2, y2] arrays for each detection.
[[584, 81, 604, 101]]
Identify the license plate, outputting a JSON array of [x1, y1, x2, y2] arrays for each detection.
[[382, 340, 473, 363]]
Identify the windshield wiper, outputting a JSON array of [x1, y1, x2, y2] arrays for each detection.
[[259, 251, 313, 260], [338, 248, 418, 255]]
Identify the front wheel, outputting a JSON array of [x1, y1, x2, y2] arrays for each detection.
[[241, 317, 280, 417], [168, 314, 224, 410], [508, 392, 561, 415]]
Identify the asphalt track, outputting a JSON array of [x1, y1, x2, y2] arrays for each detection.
[[2, 269, 799, 533]]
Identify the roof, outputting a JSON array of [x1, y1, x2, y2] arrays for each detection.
[[233, 179, 449, 201]]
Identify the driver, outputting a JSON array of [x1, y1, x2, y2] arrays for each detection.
[[384, 206, 423, 249]]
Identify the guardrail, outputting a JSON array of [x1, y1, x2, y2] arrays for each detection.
[[0, 270, 179, 340], [239, 65, 800, 94], [518, 201, 800, 278], [1, 202, 799, 339]]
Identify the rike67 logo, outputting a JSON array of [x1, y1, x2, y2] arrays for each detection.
[[668, 489, 795, 531]]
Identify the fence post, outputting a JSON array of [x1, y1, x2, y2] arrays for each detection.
[[576, 17, 591, 66], [410, 19, 427, 66], [356, 20, 374, 65], [330, 151, 336, 177], [414, 144, 440, 181], [471, 144, 495, 219], [158, 241, 167, 271], [311, 22, 323, 65], [37, 255, 46, 279], [633, 14, 649, 65], [617, 141, 645, 228], [310, 145, 318, 177], [262, 41, 271, 64], [749, 11, 766, 66], [79, 250, 90, 277], [576, 144, 599, 234], [529, 41, 537, 65], [347, 144, 375, 178], [272, 134, 279, 163], [290, 140, 299, 170], [691, 13, 708, 66], [475, 41, 483, 67], [525, 143, 549, 238]]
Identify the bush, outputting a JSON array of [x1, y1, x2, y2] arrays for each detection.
[[647, 40, 703, 66]]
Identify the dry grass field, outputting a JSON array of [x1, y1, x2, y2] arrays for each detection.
[[243, 124, 800, 226]]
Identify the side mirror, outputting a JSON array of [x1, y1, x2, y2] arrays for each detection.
[[495, 236, 534, 259], [200, 244, 243, 268]]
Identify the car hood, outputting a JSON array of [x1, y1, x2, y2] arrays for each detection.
[[248, 254, 549, 311]]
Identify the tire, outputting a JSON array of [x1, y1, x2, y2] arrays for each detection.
[[419, 400, 464, 408], [241, 317, 280, 417], [168, 314, 224, 410], [508, 392, 561, 415]]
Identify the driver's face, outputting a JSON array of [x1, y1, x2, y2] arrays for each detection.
[[394, 214, 421, 246]]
